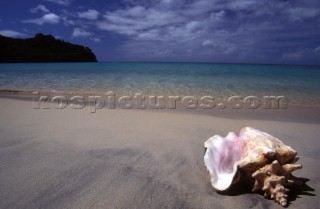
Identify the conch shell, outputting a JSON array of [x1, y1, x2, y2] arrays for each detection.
[[204, 127, 302, 207]]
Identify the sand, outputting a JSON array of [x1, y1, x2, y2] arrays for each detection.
[[0, 97, 319, 209]]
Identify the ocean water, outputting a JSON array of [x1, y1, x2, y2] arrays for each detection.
[[0, 62, 320, 106]]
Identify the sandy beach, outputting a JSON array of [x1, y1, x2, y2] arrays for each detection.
[[0, 97, 319, 209]]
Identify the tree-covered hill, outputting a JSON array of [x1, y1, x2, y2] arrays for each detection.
[[0, 33, 97, 63]]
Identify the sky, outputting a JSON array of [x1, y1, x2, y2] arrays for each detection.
[[0, 0, 320, 65]]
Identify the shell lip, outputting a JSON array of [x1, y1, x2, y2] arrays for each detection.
[[204, 133, 243, 191]]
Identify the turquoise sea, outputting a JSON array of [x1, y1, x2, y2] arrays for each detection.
[[0, 62, 319, 106]]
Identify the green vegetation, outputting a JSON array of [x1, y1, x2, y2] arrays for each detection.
[[0, 33, 97, 63]]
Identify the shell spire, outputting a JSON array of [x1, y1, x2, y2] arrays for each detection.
[[252, 160, 302, 207]]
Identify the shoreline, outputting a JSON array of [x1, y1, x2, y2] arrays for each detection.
[[1, 89, 320, 124], [1, 88, 319, 107]]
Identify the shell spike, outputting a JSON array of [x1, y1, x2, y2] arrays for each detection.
[[283, 164, 302, 174]]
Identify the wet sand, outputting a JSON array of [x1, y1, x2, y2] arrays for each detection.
[[0, 97, 318, 209]]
